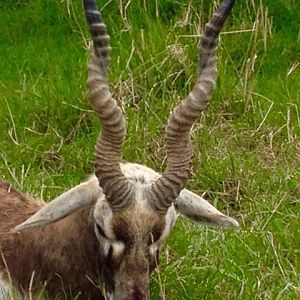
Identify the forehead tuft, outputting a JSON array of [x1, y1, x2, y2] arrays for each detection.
[[111, 205, 166, 244]]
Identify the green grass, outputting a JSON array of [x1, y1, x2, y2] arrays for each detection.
[[0, 0, 299, 299]]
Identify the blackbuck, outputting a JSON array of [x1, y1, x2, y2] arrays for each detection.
[[0, 0, 237, 299]]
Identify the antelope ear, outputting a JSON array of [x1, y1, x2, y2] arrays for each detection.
[[14, 176, 101, 232], [175, 189, 239, 228]]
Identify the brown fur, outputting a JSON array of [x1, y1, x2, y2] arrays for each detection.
[[0, 179, 104, 299], [99, 205, 166, 300], [0, 179, 167, 300], [111, 206, 165, 269]]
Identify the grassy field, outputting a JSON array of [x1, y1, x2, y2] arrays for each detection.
[[0, 0, 299, 299]]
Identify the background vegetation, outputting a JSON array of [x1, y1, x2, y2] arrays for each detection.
[[0, 0, 299, 299]]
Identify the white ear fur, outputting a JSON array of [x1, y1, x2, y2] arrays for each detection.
[[175, 189, 239, 228], [14, 177, 101, 232], [14, 162, 238, 232]]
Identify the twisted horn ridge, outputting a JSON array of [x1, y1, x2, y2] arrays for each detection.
[[84, 0, 134, 209], [146, 0, 235, 212]]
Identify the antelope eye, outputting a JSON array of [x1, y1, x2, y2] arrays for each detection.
[[96, 223, 108, 239]]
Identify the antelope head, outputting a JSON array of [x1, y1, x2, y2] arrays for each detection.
[[14, 0, 237, 299]]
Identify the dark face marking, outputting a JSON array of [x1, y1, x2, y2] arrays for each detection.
[[93, 198, 176, 299], [112, 215, 165, 247]]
